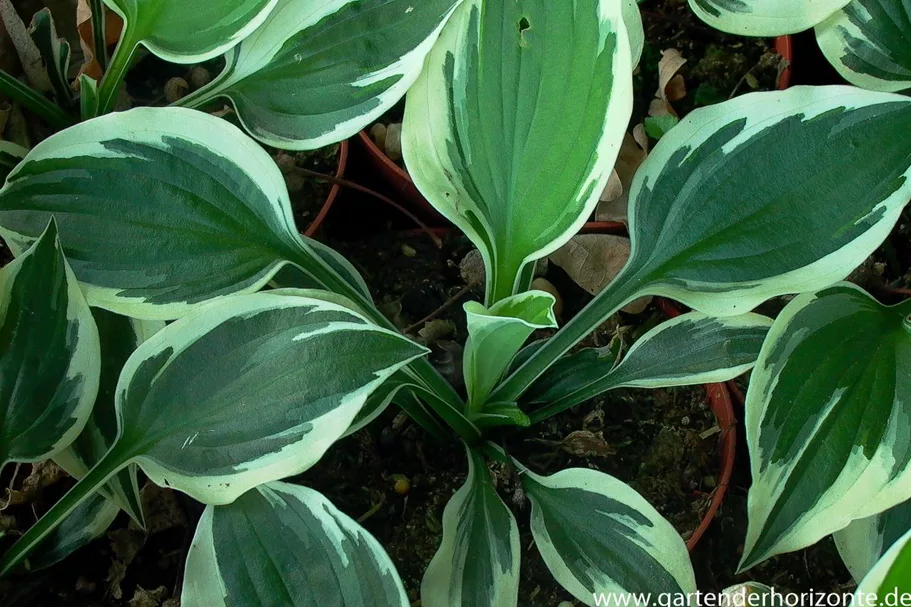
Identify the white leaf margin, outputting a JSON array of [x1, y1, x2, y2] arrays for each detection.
[[687, 0, 852, 36], [117, 292, 428, 505], [632, 86, 911, 317]]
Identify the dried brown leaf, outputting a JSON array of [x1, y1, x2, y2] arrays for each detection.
[[1, 461, 65, 508], [558, 430, 615, 458], [632, 123, 649, 153], [128, 586, 170, 607], [599, 169, 622, 204], [595, 132, 648, 223], [549, 234, 630, 296], [651, 48, 687, 118], [107, 528, 145, 599], [76, 0, 123, 80], [418, 318, 455, 347], [137, 482, 186, 535]]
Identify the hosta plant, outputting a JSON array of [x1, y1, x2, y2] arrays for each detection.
[[3, 1, 911, 606], [688, 0, 911, 93], [687, 0, 911, 582]]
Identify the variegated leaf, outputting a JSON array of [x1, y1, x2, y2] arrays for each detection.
[[421, 446, 519, 607], [741, 284, 911, 570], [0, 107, 371, 321], [403, 0, 633, 303], [854, 527, 911, 598], [0, 220, 100, 466], [525, 312, 771, 422], [54, 309, 164, 524], [623, 0, 644, 69], [491, 86, 911, 405], [29, 9, 74, 105], [520, 465, 696, 605], [183, 482, 408, 607], [816, 0, 911, 93], [688, 0, 853, 35], [463, 291, 556, 412], [103, 0, 278, 62], [624, 86, 911, 317], [113, 292, 427, 505], [0, 292, 427, 576], [178, 0, 463, 150], [28, 492, 119, 571], [0, 141, 27, 182], [835, 498, 911, 582]]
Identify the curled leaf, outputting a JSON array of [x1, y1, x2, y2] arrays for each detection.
[[652, 49, 687, 118]]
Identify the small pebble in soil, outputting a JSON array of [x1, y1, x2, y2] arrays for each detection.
[[459, 249, 485, 286], [392, 475, 411, 496], [386, 123, 403, 161], [370, 123, 388, 150], [164, 77, 189, 103], [188, 66, 212, 90]]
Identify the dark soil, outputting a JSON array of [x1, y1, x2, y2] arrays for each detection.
[[0, 466, 196, 607], [325, 231, 725, 604], [277, 145, 341, 234], [636, 0, 785, 121]]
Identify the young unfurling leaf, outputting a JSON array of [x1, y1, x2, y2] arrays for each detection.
[[525, 312, 771, 422], [463, 291, 556, 412]]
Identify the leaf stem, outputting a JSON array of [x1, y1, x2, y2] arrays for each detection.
[[0, 70, 73, 128], [489, 269, 645, 405], [410, 385, 481, 443], [88, 0, 108, 71], [0, 447, 130, 576], [393, 389, 452, 443], [287, 251, 472, 440], [94, 27, 139, 117]]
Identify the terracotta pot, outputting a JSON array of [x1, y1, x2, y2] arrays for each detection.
[[776, 35, 794, 90], [656, 298, 736, 552], [303, 140, 349, 238], [357, 35, 795, 227]]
